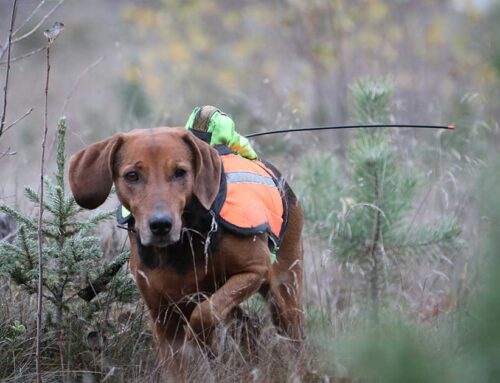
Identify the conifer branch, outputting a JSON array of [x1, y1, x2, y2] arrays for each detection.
[[11, 268, 37, 294], [0, 86, 125, 372], [19, 226, 35, 270], [76, 252, 130, 302], [0, 203, 38, 232]]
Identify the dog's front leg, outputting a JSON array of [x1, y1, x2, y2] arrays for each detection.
[[188, 271, 265, 342]]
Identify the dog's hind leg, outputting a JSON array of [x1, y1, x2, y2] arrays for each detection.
[[267, 264, 304, 341], [267, 196, 305, 342]]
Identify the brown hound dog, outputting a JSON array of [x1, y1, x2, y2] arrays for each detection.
[[69, 127, 304, 374]]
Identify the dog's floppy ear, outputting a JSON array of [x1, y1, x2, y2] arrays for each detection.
[[182, 131, 222, 210], [69, 134, 123, 209]]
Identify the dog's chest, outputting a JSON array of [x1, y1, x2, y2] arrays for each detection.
[[131, 244, 222, 304], [146, 266, 217, 301]]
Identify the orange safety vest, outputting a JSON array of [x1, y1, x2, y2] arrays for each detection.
[[116, 145, 289, 252], [211, 146, 288, 249]]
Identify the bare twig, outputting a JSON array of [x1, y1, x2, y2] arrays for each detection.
[[0, 0, 18, 138], [12, 0, 64, 45], [13, 0, 46, 36], [2, 107, 34, 135], [0, 46, 45, 65], [47, 56, 103, 159], [0, 230, 17, 243], [402, 183, 434, 245], [0, 147, 16, 160], [0, 0, 65, 61], [61, 56, 104, 115], [36, 42, 51, 383], [36, 23, 63, 381]]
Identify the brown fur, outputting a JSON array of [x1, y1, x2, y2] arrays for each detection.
[[69, 127, 304, 376]]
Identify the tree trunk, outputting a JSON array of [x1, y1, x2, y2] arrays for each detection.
[[369, 167, 382, 323]]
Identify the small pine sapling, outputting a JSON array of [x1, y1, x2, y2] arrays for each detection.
[[296, 153, 341, 242], [334, 77, 461, 320], [0, 117, 134, 329]]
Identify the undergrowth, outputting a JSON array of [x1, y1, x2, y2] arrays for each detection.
[[0, 77, 495, 383]]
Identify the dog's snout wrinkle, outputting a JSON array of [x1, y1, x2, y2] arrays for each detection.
[[149, 214, 173, 235]]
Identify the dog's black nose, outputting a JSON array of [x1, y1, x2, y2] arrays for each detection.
[[149, 215, 172, 235]]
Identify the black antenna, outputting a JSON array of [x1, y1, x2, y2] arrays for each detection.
[[246, 124, 455, 138]]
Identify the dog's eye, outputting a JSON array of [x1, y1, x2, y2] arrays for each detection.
[[173, 168, 186, 179], [124, 171, 139, 183]]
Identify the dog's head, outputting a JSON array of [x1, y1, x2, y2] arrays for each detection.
[[69, 127, 221, 247]]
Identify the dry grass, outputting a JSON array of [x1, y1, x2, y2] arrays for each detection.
[[0, 225, 471, 383], [0, 279, 323, 382]]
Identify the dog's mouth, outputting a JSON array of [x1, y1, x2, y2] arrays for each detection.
[[149, 235, 171, 247], [136, 228, 181, 248]]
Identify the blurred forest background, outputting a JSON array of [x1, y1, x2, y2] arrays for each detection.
[[1, 0, 500, 382]]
